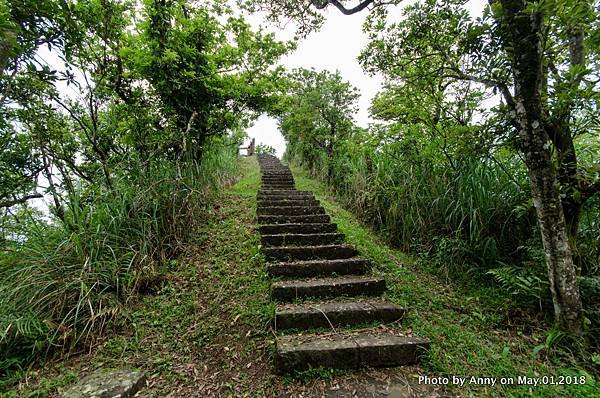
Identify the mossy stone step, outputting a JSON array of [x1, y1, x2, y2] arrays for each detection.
[[262, 244, 357, 261], [266, 258, 369, 278], [258, 214, 331, 224], [259, 223, 336, 235], [261, 183, 295, 187], [258, 191, 314, 195], [271, 275, 385, 301], [257, 199, 320, 207], [262, 177, 294, 181], [257, 195, 316, 202], [257, 191, 314, 198], [258, 189, 311, 194], [261, 233, 344, 247], [274, 330, 430, 374], [257, 206, 325, 216], [261, 181, 294, 189], [60, 369, 146, 398], [261, 169, 292, 173], [274, 301, 405, 330]]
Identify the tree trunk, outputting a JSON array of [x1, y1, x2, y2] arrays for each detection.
[[527, 160, 583, 332], [500, 0, 583, 333], [326, 141, 334, 182]]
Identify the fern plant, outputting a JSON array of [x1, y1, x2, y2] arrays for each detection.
[[487, 264, 549, 309]]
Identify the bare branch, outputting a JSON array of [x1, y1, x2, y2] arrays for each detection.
[[325, 0, 376, 15], [0, 193, 43, 209]]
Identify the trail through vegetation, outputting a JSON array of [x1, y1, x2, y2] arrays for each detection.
[[0, 0, 289, 383], [6, 157, 597, 397], [1, 0, 599, 396]]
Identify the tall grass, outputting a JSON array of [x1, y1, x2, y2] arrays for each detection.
[[0, 138, 239, 376], [297, 130, 600, 363], [287, 132, 599, 322], [288, 140, 533, 271]]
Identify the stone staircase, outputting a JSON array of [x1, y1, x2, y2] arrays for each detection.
[[257, 155, 430, 375]]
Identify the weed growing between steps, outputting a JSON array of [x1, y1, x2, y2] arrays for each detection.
[[291, 164, 597, 398]]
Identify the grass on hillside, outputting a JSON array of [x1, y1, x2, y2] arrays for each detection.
[[4, 157, 596, 397], [2, 157, 279, 397], [291, 164, 597, 398]]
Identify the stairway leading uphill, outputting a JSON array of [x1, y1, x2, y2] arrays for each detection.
[[256, 155, 430, 375]]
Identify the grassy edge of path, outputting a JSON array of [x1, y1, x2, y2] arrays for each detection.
[[4, 156, 596, 397], [290, 163, 597, 398], [4, 157, 279, 397]]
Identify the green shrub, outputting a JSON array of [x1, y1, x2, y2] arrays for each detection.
[[286, 125, 599, 311], [255, 144, 276, 156], [0, 138, 238, 375]]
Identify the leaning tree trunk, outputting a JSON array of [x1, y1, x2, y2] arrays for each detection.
[[501, 0, 583, 332]]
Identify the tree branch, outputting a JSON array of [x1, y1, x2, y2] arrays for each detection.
[[0, 193, 43, 209], [322, 0, 376, 15]]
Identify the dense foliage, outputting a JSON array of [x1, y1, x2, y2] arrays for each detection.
[[255, 143, 276, 155], [1, 0, 598, 391], [0, 0, 289, 378], [276, 1, 599, 338]]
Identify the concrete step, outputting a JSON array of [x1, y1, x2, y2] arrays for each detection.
[[257, 206, 325, 216], [274, 330, 430, 374], [261, 169, 291, 173], [258, 189, 312, 195], [257, 195, 316, 202], [261, 233, 345, 247], [262, 181, 295, 185], [271, 275, 385, 301], [258, 199, 320, 207], [262, 182, 294, 185], [261, 182, 295, 186], [274, 301, 405, 330], [262, 244, 357, 261], [257, 191, 314, 199], [259, 223, 336, 235], [258, 214, 331, 224], [262, 177, 294, 181], [262, 187, 297, 191], [257, 189, 307, 193], [266, 258, 369, 278]]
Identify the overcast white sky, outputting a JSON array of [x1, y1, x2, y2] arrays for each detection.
[[245, 8, 377, 158], [244, 0, 487, 158]]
